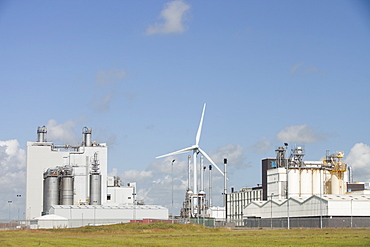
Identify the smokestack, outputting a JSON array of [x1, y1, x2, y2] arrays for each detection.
[[223, 158, 227, 219], [37, 126, 47, 142], [187, 155, 192, 194], [223, 158, 227, 196], [199, 156, 205, 194], [209, 165, 212, 207], [82, 127, 92, 146]]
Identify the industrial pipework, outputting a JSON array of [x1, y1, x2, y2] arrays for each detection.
[[289, 146, 305, 167], [275, 146, 287, 167]]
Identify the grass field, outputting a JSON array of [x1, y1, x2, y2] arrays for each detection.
[[0, 222, 369, 246]]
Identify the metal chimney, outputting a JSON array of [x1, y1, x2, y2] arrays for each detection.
[[223, 158, 227, 220], [82, 127, 92, 146], [209, 165, 212, 207], [199, 155, 205, 194], [187, 155, 192, 194], [37, 126, 47, 142], [223, 158, 227, 197]]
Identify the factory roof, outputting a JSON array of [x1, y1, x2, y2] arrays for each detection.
[[250, 194, 370, 207], [34, 214, 68, 221], [51, 205, 167, 210], [321, 194, 370, 201], [244, 194, 370, 218]]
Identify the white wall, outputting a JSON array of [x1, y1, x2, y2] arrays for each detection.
[[244, 195, 370, 219], [208, 206, 225, 220], [267, 168, 286, 199], [26, 143, 67, 220], [49, 205, 169, 227], [106, 187, 134, 205], [26, 142, 108, 219]]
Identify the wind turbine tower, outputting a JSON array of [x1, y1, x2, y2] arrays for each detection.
[[156, 104, 224, 218]]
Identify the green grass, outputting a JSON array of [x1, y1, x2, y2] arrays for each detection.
[[0, 222, 369, 246]]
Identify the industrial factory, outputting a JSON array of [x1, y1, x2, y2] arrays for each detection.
[[26, 126, 168, 229], [24, 121, 370, 229], [227, 145, 370, 227]]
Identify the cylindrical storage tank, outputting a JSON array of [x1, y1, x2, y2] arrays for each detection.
[[89, 174, 101, 205], [312, 169, 321, 195], [324, 171, 332, 194], [43, 174, 59, 215], [288, 168, 300, 197], [300, 169, 313, 196], [60, 176, 74, 205], [331, 171, 340, 194]]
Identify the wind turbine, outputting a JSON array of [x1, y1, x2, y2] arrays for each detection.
[[156, 103, 224, 212]]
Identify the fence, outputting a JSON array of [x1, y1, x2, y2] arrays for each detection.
[[241, 216, 370, 228], [0, 220, 25, 230], [0, 218, 217, 229], [2, 216, 370, 230]]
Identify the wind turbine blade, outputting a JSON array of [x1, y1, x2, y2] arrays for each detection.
[[195, 103, 206, 146], [198, 147, 224, 177], [156, 146, 195, 159]]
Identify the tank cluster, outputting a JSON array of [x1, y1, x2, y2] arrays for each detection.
[[269, 146, 348, 198], [42, 151, 103, 215], [42, 166, 74, 215]]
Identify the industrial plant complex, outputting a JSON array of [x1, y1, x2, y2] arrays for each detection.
[[15, 105, 370, 229], [227, 146, 370, 228], [26, 127, 168, 229]]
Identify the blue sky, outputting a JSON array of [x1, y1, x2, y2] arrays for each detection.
[[0, 0, 369, 219]]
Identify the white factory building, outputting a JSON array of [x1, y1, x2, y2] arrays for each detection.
[[26, 126, 168, 229], [227, 146, 370, 227], [246, 194, 370, 218]]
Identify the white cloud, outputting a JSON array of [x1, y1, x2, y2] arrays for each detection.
[[290, 62, 325, 75], [92, 68, 133, 113], [108, 168, 119, 177], [276, 124, 326, 143], [290, 62, 303, 74], [96, 69, 126, 86], [93, 91, 115, 113], [345, 143, 370, 182], [146, 0, 190, 35], [210, 144, 248, 170], [250, 137, 272, 153], [122, 169, 153, 182], [150, 156, 187, 175], [121, 158, 184, 206], [46, 119, 79, 144], [110, 144, 245, 212], [305, 66, 319, 74], [0, 140, 26, 220], [109, 157, 188, 207]]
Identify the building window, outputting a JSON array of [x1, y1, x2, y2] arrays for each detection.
[[107, 194, 111, 200]]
